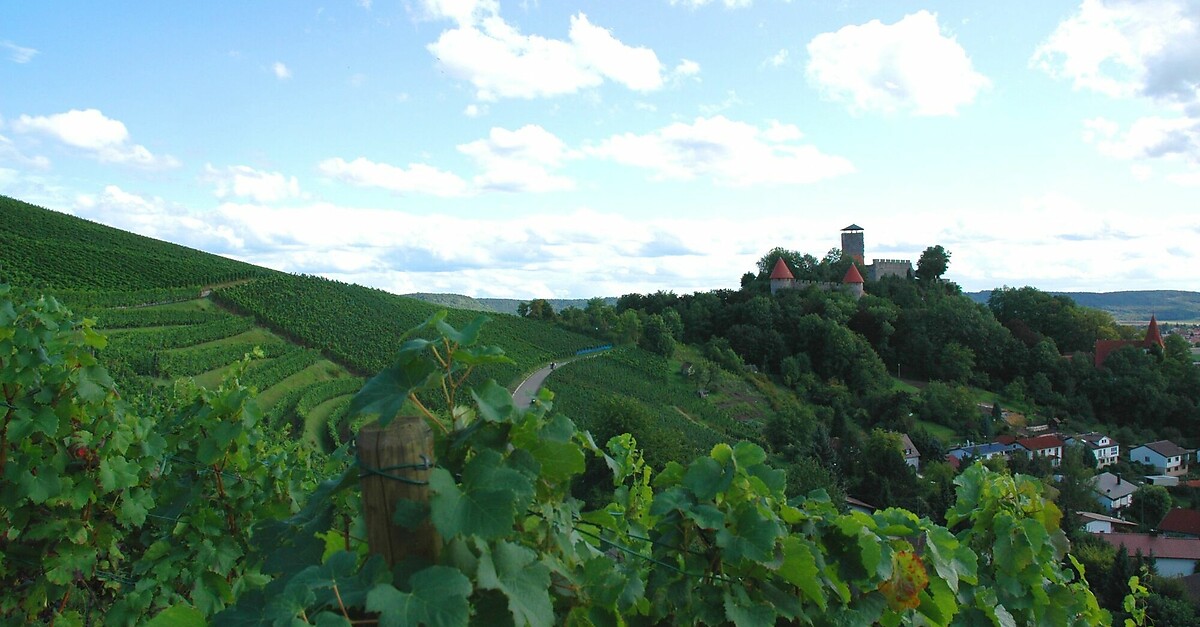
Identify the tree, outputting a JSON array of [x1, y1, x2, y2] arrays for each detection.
[[639, 314, 675, 356], [1128, 485, 1173, 532], [915, 245, 950, 282]]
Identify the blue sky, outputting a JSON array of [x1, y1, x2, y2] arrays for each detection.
[[3, 0, 1199, 298]]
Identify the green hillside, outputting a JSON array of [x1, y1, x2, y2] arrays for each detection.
[[0, 196, 596, 452], [0, 195, 270, 290], [966, 288, 1200, 322]]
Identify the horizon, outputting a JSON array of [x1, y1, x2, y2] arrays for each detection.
[[3, 1, 1199, 299]]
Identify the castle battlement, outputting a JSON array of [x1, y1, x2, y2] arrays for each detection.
[[871, 258, 910, 265]]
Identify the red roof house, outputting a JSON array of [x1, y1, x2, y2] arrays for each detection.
[[1159, 509, 1200, 538], [1094, 315, 1166, 367]]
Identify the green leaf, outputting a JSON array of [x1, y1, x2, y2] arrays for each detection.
[[144, 604, 207, 627], [429, 451, 533, 540], [476, 540, 554, 627], [683, 457, 728, 501], [19, 466, 62, 504], [350, 352, 439, 426], [75, 364, 114, 403], [732, 441, 767, 468], [367, 566, 471, 627], [437, 315, 488, 346], [723, 589, 775, 627], [472, 380, 515, 423], [781, 537, 827, 611]]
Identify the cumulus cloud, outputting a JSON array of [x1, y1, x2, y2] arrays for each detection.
[[12, 108, 179, 168], [764, 49, 789, 68], [806, 11, 990, 116], [273, 62, 291, 79], [589, 115, 854, 186], [457, 124, 577, 192], [0, 133, 51, 169], [2, 40, 38, 63], [318, 157, 470, 196], [203, 164, 303, 203], [426, 4, 668, 100], [1035, 0, 1200, 170]]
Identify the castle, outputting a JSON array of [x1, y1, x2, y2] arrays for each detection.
[[768, 224, 913, 299], [840, 224, 913, 281]]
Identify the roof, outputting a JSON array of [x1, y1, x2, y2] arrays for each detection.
[[769, 257, 794, 280], [1077, 511, 1138, 527], [1071, 432, 1112, 448], [1159, 509, 1200, 536], [1017, 434, 1064, 452], [948, 442, 1021, 459], [898, 433, 920, 459], [1094, 533, 1200, 560], [1094, 339, 1141, 367], [845, 496, 876, 512], [841, 224, 863, 231], [1143, 315, 1163, 348], [1092, 472, 1138, 500], [1134, 440, 1189, 458], [842, 264, 865, 284]]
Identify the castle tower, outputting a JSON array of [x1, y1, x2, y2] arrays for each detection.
[[1142, 315, 1164, 349], [842, 264, 865, 299], [841, 224, 865, 265], [769, 257, 795, 295]]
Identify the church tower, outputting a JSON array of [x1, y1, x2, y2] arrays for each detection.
[[841, 224, 865, 265]]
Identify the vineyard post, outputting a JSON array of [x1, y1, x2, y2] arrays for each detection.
[[357, 417, 440, 566]]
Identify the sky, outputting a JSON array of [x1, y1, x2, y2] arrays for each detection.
[[2, 0, 1199, 299]]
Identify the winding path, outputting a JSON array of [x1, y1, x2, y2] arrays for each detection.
[[512, 349, 612, 406]]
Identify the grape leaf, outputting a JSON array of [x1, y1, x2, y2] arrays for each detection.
[[367, 566, 471, 627]]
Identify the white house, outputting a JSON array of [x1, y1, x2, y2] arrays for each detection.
[[1130, 440, 1190, 476], [1095, 533, 1200, 578], [1077, 511, 1137, 534], [898, 433, 921, 471], [1092, 472, 1137, 513], [1066, 432, 1120, 467], [1017, 434, 1065, 467]]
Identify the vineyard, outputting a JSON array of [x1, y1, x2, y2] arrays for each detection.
[[0, 196, 271, 290], [214, 274, 596, 386]]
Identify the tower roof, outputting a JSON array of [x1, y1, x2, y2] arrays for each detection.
[[1143, 315, 1164, 348], [769, 257, 795, 280], [841, 224, 864, 231], [842, 264, 864, 284]]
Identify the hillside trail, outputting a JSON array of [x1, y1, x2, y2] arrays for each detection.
[[511, 349, 611, 407]]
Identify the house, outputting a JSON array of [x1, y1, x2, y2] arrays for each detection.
[[1092, 472, 1137, 513], [845, 496, 877, 515], [1017, 434, 1065, 467], [1158, 509, 1200, 538], [948, 441, 1022, 463], [1146, 475, 1180, 487], [1077, 511, 1138, 534], [1130, 440, 1190, 476], [1093, 533, 1200, 577], [898, 433, 921, 471], [1065, 432, 1120, 467], [1093, 315, 1165, 367]]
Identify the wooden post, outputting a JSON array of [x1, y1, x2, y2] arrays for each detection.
[[357, 416, 440, 566]]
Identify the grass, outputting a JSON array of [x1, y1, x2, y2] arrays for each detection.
[[304, 394, 352, 450], [890, 377, 920, 394], [256, 359, 346, 408], [915, 419, 957, 444]]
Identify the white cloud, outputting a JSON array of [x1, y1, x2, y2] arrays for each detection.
[[318, 156, 470, 196], [589, 115, 854, 186], [464, 103, 487, 117], [427, 9, 667, 100], [72, 186, 245, 253], [457, 124, 577, 192], [273, 62, 292, 79], [765, 49, 789, 68], [1032, 0, 1197, 100], [203, 164, 303, 203], [806, 11, 990, 116], [12, 109, 179, 168], [0, 133, 51, 169], [1036, 1, 1200, 171], [2, 40, 38, 63]]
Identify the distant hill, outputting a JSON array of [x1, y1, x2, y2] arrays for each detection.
[[965, 290, 1200, 322], [405, 294, 618, 316]]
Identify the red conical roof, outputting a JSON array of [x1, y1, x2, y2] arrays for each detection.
[[769, 257, 795, 280], [842, 264, 864, 284], [1143, 315, 1164, 348]]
